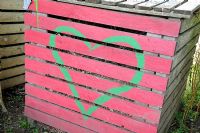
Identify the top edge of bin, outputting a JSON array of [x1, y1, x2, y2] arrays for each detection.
[[57, 0, 200, 19]]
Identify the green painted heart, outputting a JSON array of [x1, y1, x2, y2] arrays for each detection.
[[49, 26, 145, 120]]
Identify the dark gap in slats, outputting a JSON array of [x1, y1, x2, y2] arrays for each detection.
[[1, 54, 25, 59], [47, 30, 144, 53], [46, 44, 141, 71], [47, 14, 147, 35], [0, 22, 24, 24], [1, 64, 24, 71], [172, 46, 196, 72], [25, 56, 162, 96], [26, 94, 134, 133], [0, 43, 25, 48], [26, 81, 156, 127], [0, 32, 24, 36], [0, 73, 25, 81], [0, 9, 26, 12], [25, 68, 156, 109], [26, 55, 162, 94]]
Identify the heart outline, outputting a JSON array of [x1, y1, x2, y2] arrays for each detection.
[[49, 26, 145, 120]]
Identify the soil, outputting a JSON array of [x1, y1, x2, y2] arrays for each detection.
[[0, 85, 65, 133]]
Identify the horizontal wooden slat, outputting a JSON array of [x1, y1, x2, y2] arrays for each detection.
[[0, 34, 24, 45], [24, 106, 96, 133], [172, 35, 198, 69], [0, 24, 24, 34], [154, 0, 185, 12], [25, 84, 158, 133], [102, 0, 124, 5], [25, 13, 176, 56], [0, 12, 24, 22], [0, 0, 23, 10], [26, 71, 161, 124], [29, 0, 181, 37], [1, 65, 24, 80], [180, 11, 200, 33], [25, 96, 130, 133], [25, 30, 172, 74], [25, 44, 168, 91], [0, 45, 24, 57], [25, 58, 164, 107], [136, 0, 167, 10], [1, 74, 25, 89], [118, 0, 146, 8], [1, 55, 24, 69], [174, 1, 200, 15], [176, 23, 200, 52]]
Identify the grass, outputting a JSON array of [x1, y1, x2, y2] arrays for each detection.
[[170, 47, 200, 133]]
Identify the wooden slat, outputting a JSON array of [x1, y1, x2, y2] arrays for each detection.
[[0, 34, 24, 45], [136, 0, 167, 10], [1, 55, 24, 69], [24, 13, 177, 56], [57, 0, 192, 18], [25, 71, 161, 124], [174, 1, 200, 15], [1, 75, 25, 89], [85, 0, 101, 4], [0, 0, 23, 10], [172, 35, 198, 69], [25, 44, 168, 91], [25, 30, 172, 74], [118, 0, 146, 8], [0, 12, 24, 22], [180, 11, 200, 33], [25, 84, 158, 133], [0, 66, 24, 80], [176, 23, 200, 52], [0, 24, 24, 34], [25, 58, 164, 107], [25, 96, 130, 133], [154, 0, 185, 12], [102, 0, 125, 5], [165, 47, 195, 101], [28, 0, 181, 37], [0, 45, 24, 57], [24, 107, 96, 133]]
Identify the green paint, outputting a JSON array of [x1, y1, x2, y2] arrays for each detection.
[[34, 0, 39, 27], [49, 26, 145, 120]]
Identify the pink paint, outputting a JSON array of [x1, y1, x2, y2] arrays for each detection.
[[25, 30, 172, 74], [25, 44, 168, 91], [28, 0, 181, 37], [25, 84, 158, 133]]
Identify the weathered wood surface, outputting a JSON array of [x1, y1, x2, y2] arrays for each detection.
[[0, 12, 24, 22], [25, 106, 96, 133], [29, 0, 181, 37], [57, 0, 199, 18], [174, 0, 200, 15], [25, 98, 130, 133], [0, 45, 24, 58], [25, 84, 158, 133], [25, 30, 172, 74], [25, 44, 168, 91], [136, 0, 167, 10], [0, 24, 24, 34], [0, 66, 24, 80], [25, 58, 164, 107], [0, 0, 24, 10], [0, 34, 24, 45], [1, 75, 25, 89], [25, 13, 177, 56], [1, 55, 24, 69]]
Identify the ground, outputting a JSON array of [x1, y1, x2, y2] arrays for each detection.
[[0, 85, 199, 133], [0, 85, 64, 133]]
